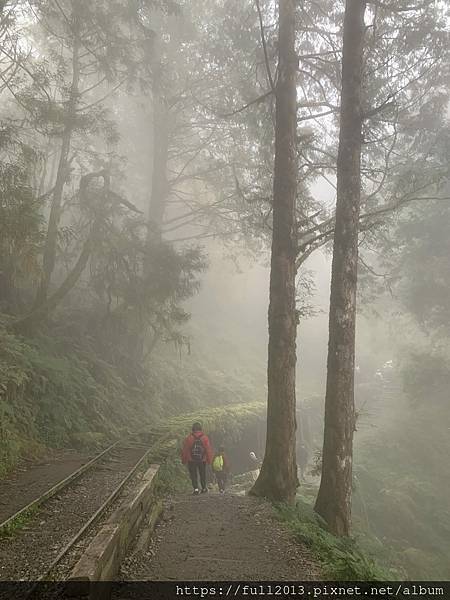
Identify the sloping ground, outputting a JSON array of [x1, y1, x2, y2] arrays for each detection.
[[0, 324, 153, 477], [0, 315, 266, 478], [120, 492, 322, 581]]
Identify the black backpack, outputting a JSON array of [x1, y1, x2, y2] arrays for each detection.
[[190, 435, 205, 462]]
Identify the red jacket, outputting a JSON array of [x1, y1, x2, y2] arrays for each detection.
[[181, 431, 213, 464]]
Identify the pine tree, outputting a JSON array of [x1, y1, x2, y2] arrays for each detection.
[[250, 0, 299, 503], [314, 0, 367, 536]]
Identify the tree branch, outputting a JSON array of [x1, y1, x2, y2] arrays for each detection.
[[220, 90, 273, 118], [368, 0, 430, 11], [255, 0, 276, 92]]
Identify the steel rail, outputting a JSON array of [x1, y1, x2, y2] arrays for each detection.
[[26, 444, 155, 595], [0, 440, 120, 534]]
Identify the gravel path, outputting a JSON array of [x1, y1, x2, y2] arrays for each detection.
[[0, 449, 90, 524], [120, 492, 322, 581], [0, 445, 147, 581]]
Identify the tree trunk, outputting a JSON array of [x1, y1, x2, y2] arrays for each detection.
[[314, 0, 367, 536], [15, 230, 95, 334], [250, 0, 298, 504], [34, 12, 81, 307], [147, 91, 169, 242], [14, 171, 110, 334], [142, 87, 170, 355]]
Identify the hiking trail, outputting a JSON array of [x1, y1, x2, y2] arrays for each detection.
[[120, 491, 322, 580]]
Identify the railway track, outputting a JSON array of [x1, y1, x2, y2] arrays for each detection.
[[0, 435, 160, 588], [0, 442, 120, 535]]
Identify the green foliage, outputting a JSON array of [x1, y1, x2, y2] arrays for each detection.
[[387, 198, 450, 335], [159, 401, 266, 443], [300, 367, 450, 580], [146, 402, 265, 493], [401, 351, 450, 407], [0, 128, 43, 312], [353, 402, 450, 580], [153, 459, 191, 496], [276, 500, 394, 581], [145, 339, 265, 416], [0, 294, 265, 477], [0, 507, 37, 538], [88, 221, 207, 358], [0, 320, 153, 475]]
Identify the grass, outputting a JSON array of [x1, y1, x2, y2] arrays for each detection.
[[275, 498, 396, 580], [0, 506, 37, 538], [153, 460, 192, 496], [156, 401, 266, 440], [0, 311, 266, 478]]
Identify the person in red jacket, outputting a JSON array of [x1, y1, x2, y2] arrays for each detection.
[[181, 422, 213, 495]]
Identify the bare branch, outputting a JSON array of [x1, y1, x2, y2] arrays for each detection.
[[298, 109, 336, 122], [75, 77, 127, 112], [220, 90, 273, 118], [363, 100, 395, 119]]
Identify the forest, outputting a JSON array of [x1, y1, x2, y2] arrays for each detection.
[[0, 0, 450, 584]]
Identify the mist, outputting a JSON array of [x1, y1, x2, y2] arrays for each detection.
[[0, 0, 449, 590]]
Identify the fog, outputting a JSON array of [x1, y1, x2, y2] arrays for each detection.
[[0, 0, 449, 586]]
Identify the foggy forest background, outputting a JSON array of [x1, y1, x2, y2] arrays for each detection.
[[0, 0, 449, 581]]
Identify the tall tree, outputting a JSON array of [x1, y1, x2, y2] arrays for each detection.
[[250, 0, 298, 503], [24, 0, 153, 310], [314, 0, 367, 535], [33, 2, 81, 307]]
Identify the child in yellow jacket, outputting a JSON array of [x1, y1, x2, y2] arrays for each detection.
[[211, 446, 230, 494]]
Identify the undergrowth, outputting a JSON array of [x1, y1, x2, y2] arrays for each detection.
[[0, 322, 151, 475], [153, 460, 191, 496], [276, 498, 397, 580], [0, 309, 265, 477], [155, 402, 266, 443], [352, 404, 450, 579], [0, 506, 37, 537]]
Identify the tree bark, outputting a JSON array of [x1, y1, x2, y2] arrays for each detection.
[[250, 0, 298, 504], [314, 0, 367, 536], [34, 9, 81, 307], [142, 85, 170, 354]]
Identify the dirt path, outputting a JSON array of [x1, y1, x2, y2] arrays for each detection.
[[0, 449, 90, 524], [121, 492, 322, 581]]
